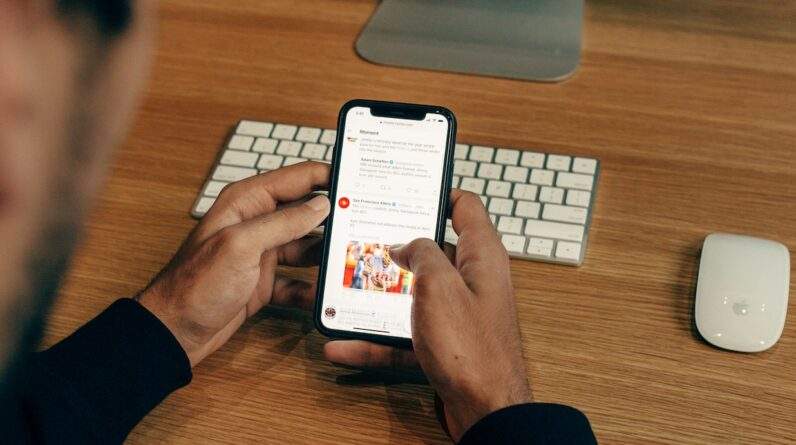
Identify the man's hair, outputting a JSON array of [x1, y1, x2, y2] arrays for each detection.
[[56, 0, 132, 38]]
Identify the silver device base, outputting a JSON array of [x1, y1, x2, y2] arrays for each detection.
[[356, 0, 583, 82]]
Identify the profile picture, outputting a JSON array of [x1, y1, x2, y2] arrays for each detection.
[[324, 307, 336, 319], [341, 241, 413, 294]]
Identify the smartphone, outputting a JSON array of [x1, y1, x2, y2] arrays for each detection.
[[314, 99, 457, 347]]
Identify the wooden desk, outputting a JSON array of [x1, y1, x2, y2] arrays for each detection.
[[43, 1, 795, 443]]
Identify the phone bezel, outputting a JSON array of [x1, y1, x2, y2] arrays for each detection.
[[313, 99, 457, 348]]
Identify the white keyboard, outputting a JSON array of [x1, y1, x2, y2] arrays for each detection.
[[192, 120, 600, 266]]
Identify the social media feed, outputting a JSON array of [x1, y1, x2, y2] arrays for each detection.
[[321, 107, 449, 338]]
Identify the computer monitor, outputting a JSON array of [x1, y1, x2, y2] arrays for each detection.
[[356, 0, 583, 82]]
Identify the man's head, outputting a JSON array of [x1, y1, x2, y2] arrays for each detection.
[[0, 0, 156, 393]]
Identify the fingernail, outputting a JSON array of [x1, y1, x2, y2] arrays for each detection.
[[306, 195, 329, 211]]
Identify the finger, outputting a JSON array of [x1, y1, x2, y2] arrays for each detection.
[[218, 194, 330, 258], [448, 189, 499, 245], [200, 162, 331, 236], [277, 236, 324, 267], [324, 340, 419, 371], [390, 238, 467, 312], [270, 276, 316, 311], [447, 189, 511, 294], [390, 238, 459, 285]]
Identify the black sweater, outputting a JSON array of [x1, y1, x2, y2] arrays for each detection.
[[3, 299, 596, 444]]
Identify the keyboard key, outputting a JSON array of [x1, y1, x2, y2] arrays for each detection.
[[470, 146, 494, 162], [325, 145, 334, 161], [454, 160, 477, 177], [480, 196, 489, 207], [295, 127, 322, 143], [488, 198, 514, 215], [555, 241, 582, 261], [503, 166, 529, 183], [203, 180, 227, 198], [530, 169, 555, 186], [515, 201, 540, 218], [501, 235, 526, 254], [271, 124, 298, 140], [195, 196, 216, 214], [527, 238, 553, 257], [486, 180, 511, 198], [512, 184, 538, 201], [257, 154, 284, 170], [451, 175, 461, 188], [524, 220, 584, 242], [520, 152, 545, 168], [228, 135, 254, 151], [495, 149, 519, 165], [572, 157, 597, 174], [566, 190, 591, 207], [283, 157, 306, 166], [460, 177, 485, 194], [252, 138, 279, 153], [543, 204, 588, 224], [489, 214, 496, 224], [556, 172, 593, 191], [213, 165, 257, 182], [454, 144, 469, 159], [302, 143, 327, 159], [220, 150, 258, 167], [320, 129, 337, 145], [546, 154, 571, 171], [477, 163, 503, 180], [539, 186, 564, 204], [497, 216, 523, 234], [237, 121, 273, 137], [276, 140, 302, 156]]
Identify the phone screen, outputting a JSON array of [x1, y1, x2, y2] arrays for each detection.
[[319, 105, 452, 339]]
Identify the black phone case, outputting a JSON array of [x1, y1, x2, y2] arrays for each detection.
[[313, 99, 457, 348]]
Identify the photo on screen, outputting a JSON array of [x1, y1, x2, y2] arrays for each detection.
[[342, 241, 413, 294]]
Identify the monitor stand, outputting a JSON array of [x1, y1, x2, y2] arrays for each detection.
[[356, 0, 583, 82]]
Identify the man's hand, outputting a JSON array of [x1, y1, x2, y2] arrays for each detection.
[[137, 162, 331, 367], [323, 190, 532, 441]]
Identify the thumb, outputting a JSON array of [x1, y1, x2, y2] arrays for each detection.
[[390, 239, 460, 300], [220, 195, 330, 257], [390, 240, 469, 351]]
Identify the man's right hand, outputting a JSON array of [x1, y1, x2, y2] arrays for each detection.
[[324, 190, 532, 441], [136, 162, 331, 368]]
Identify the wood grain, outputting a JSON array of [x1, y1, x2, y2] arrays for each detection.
[[42, 0, 796, 443]]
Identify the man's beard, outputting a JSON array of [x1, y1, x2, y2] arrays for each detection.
[[0, 172, 81, 418], [0, 69, 95, 411]]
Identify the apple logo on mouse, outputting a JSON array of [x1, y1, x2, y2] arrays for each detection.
[[731, 300, 749, 317]]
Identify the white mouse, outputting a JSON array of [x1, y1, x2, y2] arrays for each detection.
[[695, 233, 790, 352]]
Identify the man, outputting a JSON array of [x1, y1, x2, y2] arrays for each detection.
[[0, 1, 596, 443]]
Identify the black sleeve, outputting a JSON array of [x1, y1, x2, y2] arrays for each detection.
[[17, 298, 192, 444], [458, 403, 596, 445]]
